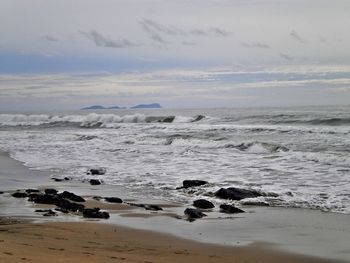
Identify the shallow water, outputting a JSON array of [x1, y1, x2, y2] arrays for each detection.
[[0, 106, 349, 214]]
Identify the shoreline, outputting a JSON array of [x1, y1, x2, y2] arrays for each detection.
[[0, 220, 344, 263], [1, 151, 349, 262]]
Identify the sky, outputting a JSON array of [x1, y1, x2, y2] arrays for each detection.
[[1, 0, 350, 110]]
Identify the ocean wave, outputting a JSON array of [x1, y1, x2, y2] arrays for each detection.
[[272, 117, 350, 126], [0, 113, 206, 127], [224, 142, 289, 153], [165, 137, 289, 153]]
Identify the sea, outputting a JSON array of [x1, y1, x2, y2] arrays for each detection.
[[0, 105, 349, 214]]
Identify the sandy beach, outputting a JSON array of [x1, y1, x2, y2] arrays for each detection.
[[0, 151, 349, 263], [1, 219, 346, 263]]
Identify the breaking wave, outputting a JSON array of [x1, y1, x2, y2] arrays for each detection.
[[164, 137, 289, 153], [271, 117, 350, 126], [0, 113, 206, 128]]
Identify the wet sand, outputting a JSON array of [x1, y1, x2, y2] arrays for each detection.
[[0, 151, 349, 262], [0, 219, 343, 263]]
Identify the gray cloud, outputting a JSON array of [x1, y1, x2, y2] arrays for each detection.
[[290, 30, 305, 43], [41, 35, 58, 42], [207, 28, 230, 37], [189, 27, 229, 37], [140, 19, 182, 36], [280, 53, 294, 61], [140, 18, 230, 44], [241, 41, 271, 49], [79, 30, 137, 48], [140, 19, 173, 45]]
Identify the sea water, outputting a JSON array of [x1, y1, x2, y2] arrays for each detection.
[[0, 106, 349, 214]]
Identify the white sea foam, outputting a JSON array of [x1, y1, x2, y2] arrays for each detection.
[[0, 107, 349, 214]]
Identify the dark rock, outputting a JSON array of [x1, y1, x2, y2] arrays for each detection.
[[35, 209, 52, 213], [52, 178, 64, 182], [45, 188, 58, 195], [43, 210, 57, 216], [64, 177, 71, 181], [89, 179, 101, 185], [11, 192, 28, 198], [104, 197, 123, 203], [28, 193, 41, 200], [25, 189, 40, 194], [144, 205, 163, 211], [92, 196, 102, 201], [181, 180, 208, 189], [184, 208, 207, 219], [35, 209, 57, 216], [219, 204, 245, 214], [88, 168, 106, 175], [0, 191, 4, 194], [54, 207, 69, 214], [82, 208, 110, 219], [30, 194, 58, 204], [193, 199, 214, 209], [55, 199, 85, 212], [125, 202, 162, 211], [59, 191, 85, 202], [215, 187, 263, 200]]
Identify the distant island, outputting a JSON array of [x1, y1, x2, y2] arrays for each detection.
[[130, 103, 162, 109], [81, 105, 124, 110], [81, 103, 162, 110]]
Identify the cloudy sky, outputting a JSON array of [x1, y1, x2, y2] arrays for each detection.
[[1, 0, 350, 110]]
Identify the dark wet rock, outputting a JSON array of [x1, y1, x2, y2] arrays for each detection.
[[192, 115, 205, 122], [82, 208, 110, 219], [193, 199, 215, 209], [43, 210, 57, 216], [92, 196, 102, 201], [64, 177, 71, 181], [58, 191, 85, 202], [28, 193, 41, 200], [89, 179, 101, 185], [104, 197, 123, 203], [35, 209, 57, 216], [219, 204, 245, 214], [11, 192, 28, 198], [55, 199, 85, 212], [30, 194, 58, 204], [87, 168, 106, 175], [35, 209, 52, 213], [25, 189, 40, 194], [126, 202, 162, 211], [144, 204, 163, 211], [184, 208, 207, 219], [54, 207, 69, 214], [52, 178, 64, 182], [179, 180, 208, 189], [215, 187, 264, 200], [45, 189, 58, 195], [29, 192, 84, 212], [0, 191, 4, 194]]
